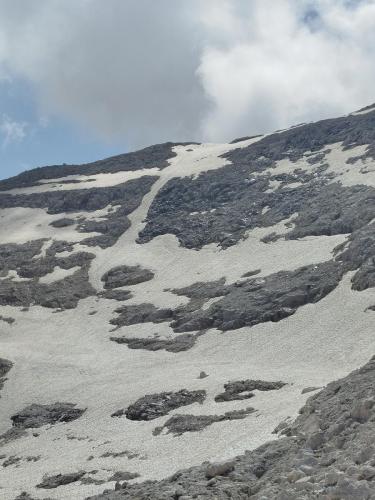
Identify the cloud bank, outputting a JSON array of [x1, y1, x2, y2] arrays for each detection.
[[0, 0, 375, 147]]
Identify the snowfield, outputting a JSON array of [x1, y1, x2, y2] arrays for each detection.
[[0, 108, 375, 499]]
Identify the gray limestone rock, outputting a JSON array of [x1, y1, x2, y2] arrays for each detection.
[[109, 260, 344, 337], [110, 303, 173, 328], [11, 403, 86, 429], [153, 408, 255, 436], [101, 265, 154, 289], [215, 380, 286, 402], [205, 461, 235, 479], [108, 471, 140, 482], [36, 471, 85, 489], [0, 358, 13, 394], [50, 218, 75, 228], [110, 334, 198, 353], [113, 389, 206, 421], [87, 355, 375, 499], [171, 261, 344, 333], [99, 289, 133, 301], [0, 268, 96, 309]]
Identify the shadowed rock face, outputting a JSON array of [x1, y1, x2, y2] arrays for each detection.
[[88, 356, 375, 499], [113, 390, 206, 421], [11, 403, 86, 429]]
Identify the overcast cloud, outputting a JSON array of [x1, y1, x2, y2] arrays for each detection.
[[0, 0, 375, 147]]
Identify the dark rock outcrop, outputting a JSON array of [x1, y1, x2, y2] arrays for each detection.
[[0, 239, 47, 276], [0, 239, 96, 309], [14, 493, 41, 500], [110, 333, 198, 353], [138, 108, 375, 250], [0, 358, 13, 393], [110, 303, 173, 328], [0, 268, 96, 309], [0, 428, 27, 446], [108, 471, 140, 482], [110, 261, 343, 336], [37, 471, 85, 489], [0, 358, 13, 379], [153, 408, 255, 436], [336, 221, 375, 291], [17, 251, 94, 280], [171, 278, 228, 301], [102, 265, 154, 289], [50, 218, 75, 228], [215, 380, 286, 402], [99, 289, 133, 301], [11, 403, 86, 429], [171, 260, 343, 333], [0, 315, 15, 324], [113, 390, 206, 421]]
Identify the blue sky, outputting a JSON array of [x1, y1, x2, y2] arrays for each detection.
[[1, 0, 374, 182], [0, 77, 126, 180]]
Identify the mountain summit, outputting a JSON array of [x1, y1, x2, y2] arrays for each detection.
[[0, 104, 375, 499]]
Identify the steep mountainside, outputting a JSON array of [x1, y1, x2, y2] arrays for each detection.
[[0, 104, 374, 499]]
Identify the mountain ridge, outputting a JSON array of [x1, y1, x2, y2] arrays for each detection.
[[0, 104, 374, 499]]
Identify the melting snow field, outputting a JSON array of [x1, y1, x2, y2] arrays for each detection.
[[0, 138, 375, 499]]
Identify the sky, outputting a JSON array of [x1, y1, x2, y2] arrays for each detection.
[[1, 0, 375, 180]]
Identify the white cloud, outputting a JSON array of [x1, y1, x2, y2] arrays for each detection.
[[197, 0, 375, 141], [0, 114, 27, 148], [0, 0, 208, 146], [0, 0, 374, 146]]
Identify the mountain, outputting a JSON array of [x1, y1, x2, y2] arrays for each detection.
[[0, 103, 374, 499]]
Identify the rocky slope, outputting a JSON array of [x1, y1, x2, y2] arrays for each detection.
[[0, 104, 374, 499], [90, 355, 375, 499]]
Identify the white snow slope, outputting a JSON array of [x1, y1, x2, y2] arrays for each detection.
[[0, 119, 375, 499]]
